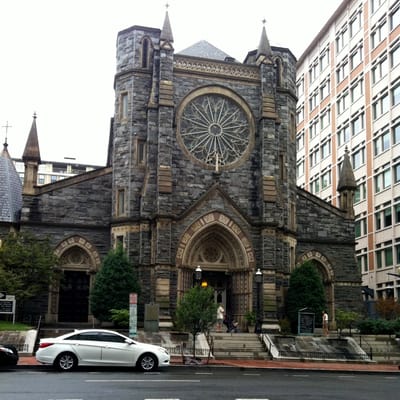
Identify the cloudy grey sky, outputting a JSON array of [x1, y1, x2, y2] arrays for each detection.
[[0, 0, 342, 165]]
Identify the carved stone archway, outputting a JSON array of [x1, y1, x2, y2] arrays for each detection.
[[176, 212, 256, 325], [47, 236, 101, 323], [297, 250, 335, 324]]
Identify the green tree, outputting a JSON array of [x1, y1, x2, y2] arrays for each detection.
[[175, 286, 217, 358], [90, 245, 140, 323], [0, 232, 59, 304], [336, 309, 361, 337], [286, 261, 326, 332]]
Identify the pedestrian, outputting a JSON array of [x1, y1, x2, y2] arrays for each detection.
[[322, 310, 329, 336], [216, 304, 225, 332]]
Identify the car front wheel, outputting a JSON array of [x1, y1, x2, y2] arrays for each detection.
[[54, 352, 77, 371], [137, 353, 157, 372]]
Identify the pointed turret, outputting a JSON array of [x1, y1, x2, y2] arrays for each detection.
[[160, 8, 174, 50], [22, 113, 41, 195], [256, 20, 272, 64], [337, 147, 357, 218], [0, 139, 23, 224]]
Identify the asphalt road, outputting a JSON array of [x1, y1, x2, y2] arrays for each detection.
[[0, 368, 399, 400]]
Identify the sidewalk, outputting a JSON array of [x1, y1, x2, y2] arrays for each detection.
[[17, 355, 400, 373]]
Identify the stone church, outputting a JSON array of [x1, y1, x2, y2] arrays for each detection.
[[0, 11, 361, 329]]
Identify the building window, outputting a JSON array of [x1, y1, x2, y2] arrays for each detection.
[[395, 161, 400, 183], [393, 122, 400, 144], [395, 201, 400, 223], [321, 139, 331, 159], [371, 18, 388, 49], [296, 105, 304, 124], [309, 118, 318, 139], [351, 112, 364, 136], [390, 5, 400, 30], [309, 147, 320, 168], [117, 188, 125, 216], [337, 123, 350, 146], [309, 59, 319, 83], [374, 129, 391, 155], [296, 159, 305, 178], [319, 49, 329, 72], [372, 57, 388, 84], [396, 241, 400, 264], [321, 169, 331, 189], [120, 92, 128, 120], [392, 82, 400, 105], [371, 0, 385, 14], [38, 174, 45, 184], [375, 243, 393, 269], [296, 76, 304, 97], [136, 139, 146, 166], [350, 9, 363, 37], [320, 108, 330, 130], [336, 59, 349, 82], [355, 181, 367, 203], [384, 206, 392, 227], [357, 251, 368, 273], [391, 44, 400, 67], [350, 79, 364, 102], [372, 92, 390, 119], [310, 175, 320, 194], [337, 91, 349, 115], [336, 26, 348, 53], [350, 44, 363, 69], [296, 131, 304, 151], [352, 147, 365, 169], [355, 215, 367, 237], [375, 164, 391, 192], [320, 79, 330, 100], [309, 90, 319, 111]]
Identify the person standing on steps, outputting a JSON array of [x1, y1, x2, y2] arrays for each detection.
[[216, 304, 225, 332], [322, 311, 329, 336]]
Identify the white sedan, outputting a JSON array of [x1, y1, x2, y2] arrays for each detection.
[[35, 329, 170, 372]]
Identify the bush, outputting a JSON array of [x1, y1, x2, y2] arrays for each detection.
[[357, 318, 400, 335], [110, 309, 129, 327]]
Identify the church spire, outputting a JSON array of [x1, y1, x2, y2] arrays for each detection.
[[160, 4, 174, 46], [22, 113, 41, 195], [256, 19, 272, 63], [337, 147, 357, 218], [22, 113, 41, 163]]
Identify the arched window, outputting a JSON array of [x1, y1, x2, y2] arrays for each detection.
[[141, 37, 153, 68]]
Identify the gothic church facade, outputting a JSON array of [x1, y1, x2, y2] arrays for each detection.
[[1, 12, 361, 328]]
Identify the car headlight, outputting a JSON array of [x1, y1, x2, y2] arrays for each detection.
[[158, 347, 169, 355], [0, 347, 13, 355]]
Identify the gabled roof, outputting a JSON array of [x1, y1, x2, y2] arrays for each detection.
[[178, 40, 235, 61], [0, 142, 22, 223]]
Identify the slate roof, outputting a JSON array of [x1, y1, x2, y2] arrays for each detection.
[[0, 142, 22, 223], [178, 40, 235, 61]]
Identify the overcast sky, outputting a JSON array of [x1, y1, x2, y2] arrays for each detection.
[[0, 0, 342, 166]]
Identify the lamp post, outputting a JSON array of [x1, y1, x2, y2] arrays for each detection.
[[195, 265, 202, 286], [255, 268, 263, 334]]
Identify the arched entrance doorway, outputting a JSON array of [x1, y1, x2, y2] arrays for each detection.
[[176, 212, 256, 326], [297, 251, 335, 322], [47, 236, 101, 323]]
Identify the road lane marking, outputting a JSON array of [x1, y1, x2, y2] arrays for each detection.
[[85, 379, 200, 383], [195, 372, 213, 375]]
